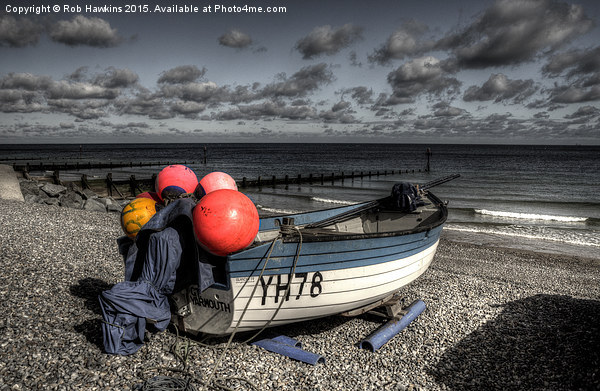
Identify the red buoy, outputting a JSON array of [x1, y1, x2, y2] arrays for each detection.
[[155, 165, 198, 201], [199, 171, 238, 195], [193, 189, 259, 257], [136, 191, 162, 203]]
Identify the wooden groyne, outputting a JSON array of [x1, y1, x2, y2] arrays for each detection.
[[20, 168, 425, 199], [13, 161, 195, 173]]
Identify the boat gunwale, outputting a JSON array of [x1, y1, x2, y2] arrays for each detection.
[[250, 190, 448, 246]]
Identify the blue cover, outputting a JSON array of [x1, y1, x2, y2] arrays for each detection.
[[99, 198, 214, 355]]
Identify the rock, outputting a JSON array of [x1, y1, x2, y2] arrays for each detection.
[[19, 180, 42, 198], [106, 203, 122, 213], [59, 191, 84, 209], [81, 188, 98, 200], [44, 197, 59, 206], [83, 198, 107, 212], [40, 183, 67, 197]]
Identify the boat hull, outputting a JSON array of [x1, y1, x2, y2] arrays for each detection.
[[172, 224, 443, 336]]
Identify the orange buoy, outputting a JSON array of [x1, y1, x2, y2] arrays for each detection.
[[155, 164, 198, 201], [199, 171, 238, 195], [121, 197, 158, 239], [136, 191, 162, 203], [193, 189, 259, 257]]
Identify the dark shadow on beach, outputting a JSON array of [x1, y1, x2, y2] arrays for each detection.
[[70, 277, 113, 349], [429, 294, 600, 390]]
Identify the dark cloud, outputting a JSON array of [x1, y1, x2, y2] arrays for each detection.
[[94, 68, 139, 88], [368, 20, 432, 65], [295, 24, 363, 59], [438, 0, 594, 69], [0, 73, 52, 90], [431, 102, 467, 117], [215, 101, 316, 121], [158, 65, 207, 84], [341, 86, 373, 105], [385, 56, 461, 104], [218, 29, 253, 49], [543, 46, 600, 103], [542, 47, 600, 78], [564, 105, 600, 119], [0, 15, 44, 47], [463, 73, 537, 103], [259, 63, 334, 99], [49, 15, 123, 47]]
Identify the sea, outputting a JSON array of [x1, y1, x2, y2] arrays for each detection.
[[1, 143, 599, 260]]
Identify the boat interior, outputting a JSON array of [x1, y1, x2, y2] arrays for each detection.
[[254, 192, 446, 243]]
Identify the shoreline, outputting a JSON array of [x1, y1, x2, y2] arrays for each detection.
[[0, 199, 599, 390]]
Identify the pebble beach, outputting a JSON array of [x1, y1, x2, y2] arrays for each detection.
[[0, 198, 599, 391]]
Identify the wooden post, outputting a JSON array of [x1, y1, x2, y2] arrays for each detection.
[[257, 176, 261, 186], [81, 174, 90, 189], [106, 173, 113, 197], [426, 148, 432, 172], [242, 177, 247, 188], [203, 145, 207, 165], [285, 175, 289, 185], [272, 175, 276, 186], [320, 174, 324, 185], [52, 170, 61, 185], [129, 175, 137, 197]]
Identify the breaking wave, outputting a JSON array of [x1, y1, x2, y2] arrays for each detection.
[[310, 197, 356, 205], [474, 209, 588, 223]]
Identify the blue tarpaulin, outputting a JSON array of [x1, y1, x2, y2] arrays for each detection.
[[99, 198, 214, 355]]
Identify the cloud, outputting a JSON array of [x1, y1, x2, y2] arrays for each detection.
[[438, 0, 594, 69], [0, 15, 44, 47], [431, 102, 467, 117], [49, 15, 123, 47], [564, 105, 600, 119], [158, 65, 207, 84], [463, 73, 537, 103], [215, 101, 316, 121], [259, 63, 334, 99], [542, 47, 600, 78], [218, 29, 253, 49], [341, 86, 374, 105], [94, 68, 139, 88], [385, 56, 461, 104], [542, 46, 600, 103], [369, 20, 432, 65], [295, 24, 363, 59]]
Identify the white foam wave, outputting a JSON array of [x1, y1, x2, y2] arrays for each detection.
[[475, 209, 587, 223], [256, 205, 300, 215], [310, 197, 356, 205], [446, 226, 600, 248]]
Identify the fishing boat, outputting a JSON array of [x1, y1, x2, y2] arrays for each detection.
[[169, 176, 455, 336]]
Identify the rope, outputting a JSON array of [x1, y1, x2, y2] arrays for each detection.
[[135, 226, 305, 391], [205, 234, 281, 386]]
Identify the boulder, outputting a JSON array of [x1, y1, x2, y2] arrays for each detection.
[[19, 180, 42, 198], [41, 183, 67, 197], [83, 198, 107, 213], [81, 188, 98, 200], [60, 191, 84, 209], [106, 203, 122, 213]]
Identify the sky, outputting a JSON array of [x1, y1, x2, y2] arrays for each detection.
[[1, 0, 599, 144]]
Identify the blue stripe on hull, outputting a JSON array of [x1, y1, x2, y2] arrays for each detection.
[[227, 225, 443, 278]]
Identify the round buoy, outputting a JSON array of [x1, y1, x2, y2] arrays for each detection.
[[136, 191, 162, 203], [155, 165, 198, 201], [121, 197, 158, 239], [199, 171, 238, 194], [193, 189, 259, 257]]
